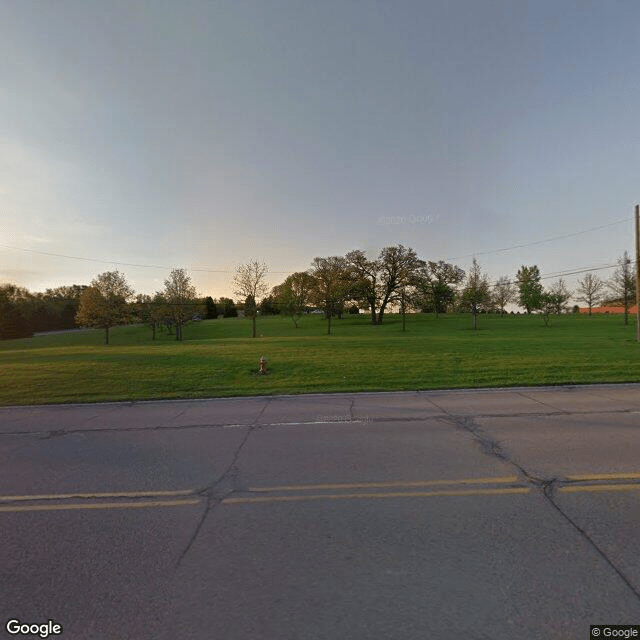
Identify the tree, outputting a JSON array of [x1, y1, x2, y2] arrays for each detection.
[[345, 250, 381, 324], [576, 273, 604, 316], [538, 292, 555, 327], [345, 245, 423, 325], [376, 245, 422, 325], [75, 271, 134, 345], [218, 297, 238, 318], [163, 268, 197, 341], [309, 256, 349, 335], [272, 272, 316, 328], [38, 284, 89, 331], [134, 292, 167, 340], [0, 285, 31, 340], [608, 251, 636, 325], [233, 261, 269, 338], [258, 295, 280, 316], [547, 278, 572, 315], [516, 265, 543, 314], [493, 276, 516, 315], [460, 258, 491, 329], [204, 296, 218, 319], [427, 261, 465, 317], [412, 261, 465, 318]]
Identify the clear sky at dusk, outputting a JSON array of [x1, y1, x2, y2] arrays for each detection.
[[2, 1, 638, 300]]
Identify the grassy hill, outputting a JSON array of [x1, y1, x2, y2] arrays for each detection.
[[0, 312, 638, 405]]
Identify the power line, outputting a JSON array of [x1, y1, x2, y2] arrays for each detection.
[[446, 217, 631, 261], [0, 244, 292, 274], [1, 216, 633, 279], [490, 263, 620, 289]]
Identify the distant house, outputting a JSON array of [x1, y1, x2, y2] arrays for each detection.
[[578, 305, 638, 314]]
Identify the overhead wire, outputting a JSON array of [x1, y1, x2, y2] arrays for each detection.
[[0, 243, 292, 274], [1, 216, 634, 284], [445, 217, 631, 261]]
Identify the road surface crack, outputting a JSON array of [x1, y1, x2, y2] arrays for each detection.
[[542, 483, 640, 604], [516, 391, 566, 413], [174, 398, 273, 569], [444, 413, 640, 604], [445, 415, 533, 482]]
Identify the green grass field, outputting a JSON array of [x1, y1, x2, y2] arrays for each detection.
[[1, 312, 639, 406]]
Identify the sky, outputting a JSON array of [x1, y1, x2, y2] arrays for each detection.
[[2, 0, 639, 302]]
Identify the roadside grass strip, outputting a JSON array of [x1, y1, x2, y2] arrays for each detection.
[[2, 313, 639, 406]]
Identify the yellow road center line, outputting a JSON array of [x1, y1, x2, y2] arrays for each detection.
[[566, 473, 640, 482], [248, 476, 520, 493], [0, 499, 201, 513], [223, 487, 530, 505], [559, 483, 640, 494], [0, 489, 196, 503]]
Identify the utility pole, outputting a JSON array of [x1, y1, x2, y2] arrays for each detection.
[[636, 204, 640, 342]]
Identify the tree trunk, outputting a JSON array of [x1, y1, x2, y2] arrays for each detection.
[[370, 304, 377, 325]]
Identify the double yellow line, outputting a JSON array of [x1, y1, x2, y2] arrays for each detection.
[[0, 489, 199, 513], [2, 473, 640, 513], [223, 476, 528, 505], [223, 472, 640, 505]]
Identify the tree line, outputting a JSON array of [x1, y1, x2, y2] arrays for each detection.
[[260, 248, 636, 333], [0, 269, 238, 342], [0, 247, 635, 341]]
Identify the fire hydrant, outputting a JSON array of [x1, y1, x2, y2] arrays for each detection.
[[259, 356, 268, 375]]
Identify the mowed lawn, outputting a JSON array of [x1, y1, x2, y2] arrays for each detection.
[[0, 312, 639, 406]]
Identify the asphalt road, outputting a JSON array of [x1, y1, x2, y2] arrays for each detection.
[[2, 385, 640, 639]]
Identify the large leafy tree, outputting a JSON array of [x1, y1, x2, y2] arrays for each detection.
[[163, 268, 197, 341], [272, 271, 316, 328], [0, 284, 31, 340], [415, 260, 465, 318], [76, 271, 134, 345], [516, 265, 543, 314], [309, 256, 350, 335], [376, 245, 422, 325], [204, 296, 218, 320], [218, 297, 238, 318], [345, 250, 381, 324], [345, 245, 423, 325]]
